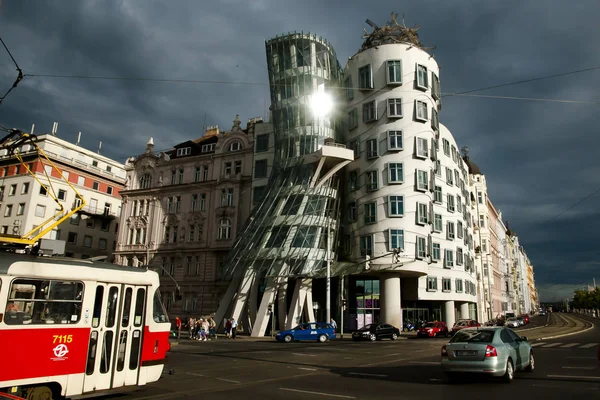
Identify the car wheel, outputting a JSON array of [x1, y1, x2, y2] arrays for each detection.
[[318, 334, 327, 343], [503, 359, 514, 383], [391, 333, 398, 340], [369, 333, 376, 342], [525, 352, 535, 372], [284, 334, 293, 343]]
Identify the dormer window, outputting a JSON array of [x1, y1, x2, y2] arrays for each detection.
[[177, 147, 191, 157], [229, 142, 242, 152], [201, 143, 216, 153]]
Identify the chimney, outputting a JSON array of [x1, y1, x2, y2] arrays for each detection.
[[51, 122, 58, 135], [76, 132, 81, 146]]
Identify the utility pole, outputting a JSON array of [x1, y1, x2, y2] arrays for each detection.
[[326, 220, 331, 324]]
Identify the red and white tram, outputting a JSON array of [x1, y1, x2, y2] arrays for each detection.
[[0, 254, 171, 400]]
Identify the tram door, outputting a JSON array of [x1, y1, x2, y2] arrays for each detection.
[[84, 283, 121, 392], [112, 285, 146, 388]]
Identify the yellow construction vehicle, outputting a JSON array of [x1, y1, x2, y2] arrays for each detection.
[[0, 128, 85, 248]]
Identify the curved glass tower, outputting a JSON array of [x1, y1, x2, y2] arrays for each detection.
[[215, 33, 353, 336]]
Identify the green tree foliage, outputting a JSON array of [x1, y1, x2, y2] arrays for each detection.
[[572, 288, 600, 309]]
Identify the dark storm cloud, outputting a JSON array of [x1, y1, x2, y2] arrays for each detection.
[[1, 0, 599, 300]]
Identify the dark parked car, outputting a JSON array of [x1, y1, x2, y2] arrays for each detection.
[[352, 323, 401, 341]]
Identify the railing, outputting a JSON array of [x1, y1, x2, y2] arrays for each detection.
[[324, 142, 347, 149]]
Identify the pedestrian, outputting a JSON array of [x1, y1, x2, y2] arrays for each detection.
[[188, 317, 195, 339], [209, 317, 217, 340], [330, 318, 337, 330], [225, 318, 232, 338], [231, 318, 238, 339], [175, 316, 182, 339]]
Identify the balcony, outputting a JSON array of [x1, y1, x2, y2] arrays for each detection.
[[78, 205, 119, 219]]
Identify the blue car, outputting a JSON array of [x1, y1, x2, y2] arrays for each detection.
[[276, 322, 336, 343]]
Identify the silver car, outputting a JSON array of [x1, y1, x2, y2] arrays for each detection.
[[506, 317, 520, 328], [441, 327, 534, 382]]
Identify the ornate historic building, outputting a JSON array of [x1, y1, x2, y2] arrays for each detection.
[[114, 116, 267, 316]]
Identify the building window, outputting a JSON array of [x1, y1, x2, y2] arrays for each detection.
[[348, 108, 358, 130], [229, 142, 242, 152], [344, 76, 354, 100], [431, 109, 439, 131], [417, 202, 428, 225], [387, 98, 403, 118], [432, 243, 441, 261], [86, 219, 95, 229], [16, 203, 25, 216], [482, 239, 488, 252], [416, 64, 428, 90], [21, 182, 29, 195], [217, 218, 231, 239], [348, 201, 357, 222], [427, 277, 437, 291], [442, 278, 452, 292], [483, 262, 489, 277], [443, 139, 450, 156], [177, 168, 183, 184], [35, 204, 46, 217], [67, 232, 77, 244], [83, 235, 92, 248], [456, 248, 464, 265], [415, 137, 428, 159], [189, 225, 195, 242], [388, 130, 403, 151], [477, 191, 483, 204], [363, 100, 377, 122], [234, 161, 242, 175], [446, 167, 453, 186], [447, 194, 455, 212], [479, 215, 485, 228], [199, 194, 206, 211], [359, 235, 373, 257], [266, 226, 290, 248], [366, 170, 378, 191], [254, 159, 268, 179], [201, 143, 216, 153], [387, 60, 402, 84], [349, 170, 359, 192], [388, 196, 404, 216], [434, 213, 442, 232], [256, 134, 269, 153], [0, 226, 7, 234], [445, 250, 454, 268], [434, 186, 442, 203], [93, 182, 99, 191], [415, 100, 428, 122], [39, 185, 47, 196], [416, 170, 428, 191], [291, 226, 318, 248], [366, 139, 378, 159], [191, 194, 198, 211], [176, 147, 191, 157], [447, 221, 455, 239], [456, 279, 463, 293], [358, 64, 373, 89], [140, 174, 152, 189], [417, 236, 427, 259], [350, 139, 360, 159], [175, 196, 181, 212], [388, 162, 403, 183], [457, 221, 464, 239], [221, 188, 233, 206], [456, 196, 462, 213], [364, 202, 377, 224], [432, 72, 441, 99]]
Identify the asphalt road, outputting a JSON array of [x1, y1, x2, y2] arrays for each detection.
[[99, 313, 598, 400]]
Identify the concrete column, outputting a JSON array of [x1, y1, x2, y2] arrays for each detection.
[[445, 300, 456, 328], [304, 281, 316, 322], [213, 271, 245, 331], [251, 273, 287, 337], [380, 274, 402, 330], [277, 279, 288, 330], [286, 278, 311, 329], [460, 302, 470, 320]]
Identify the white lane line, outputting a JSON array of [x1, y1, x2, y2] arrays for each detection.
[[547, 374, 600, 381], [292, 353, 317, 357], [298, 367, 318, 371], [560, 343, 580, 348], [530, 342, 545, 347], [579, 343, 598, 349], [216, 377, 241, 384], [562, 366, 596, 370], [541, 343, 562, 348], [409, 361, 440, 365], [381, 352, 403, 357], [348, 372, 389, 378], [280, 388, 356, 399], [185, 372, 205, 377]]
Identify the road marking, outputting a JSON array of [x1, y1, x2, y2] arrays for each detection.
[[298, 367, 318, 371], [216, 377, 241, 384], [429, 378, 444, 382], [541, 343, 562, 348], [348, 372, 388, 378], [562, 366, 596, 370], [185, 372, 205, 377], [560, 343, 580, 348], [409, 361, 440, 365], [579, 343, 598, 349], [381, 352, 402, 357], [292, 353, 317, 356], [280, 388, 356, 399], [547, 374, 600, 381], [530, 342, 545, 347], [566, 357, 596, 359]]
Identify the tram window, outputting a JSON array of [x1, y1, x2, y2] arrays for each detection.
[[99, 331, 114, 374], [92, 286, 104, 328], [5, 279, 84, 325], [152, 289, 169, 323], [85, 331, 98, 375], [116, 331, 128, 372], [105, 286, 118, 328], [122, 288, 133, 328], [133, 288, 145, 327], [129, 330, 141, 370]]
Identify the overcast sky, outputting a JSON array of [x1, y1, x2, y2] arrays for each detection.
[[1, 0, 599, 301]]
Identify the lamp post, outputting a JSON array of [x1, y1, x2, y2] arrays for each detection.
[[326, 219, 331, 324]]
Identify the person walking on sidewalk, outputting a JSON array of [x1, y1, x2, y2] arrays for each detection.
[[175, 316, 182, 339], [225, 318, 232, 338], [231, 318, 238, 339]]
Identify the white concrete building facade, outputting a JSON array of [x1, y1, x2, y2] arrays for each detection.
[[341, 37, 477, 331]]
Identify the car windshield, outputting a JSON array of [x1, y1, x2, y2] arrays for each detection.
[[455, 321, 468, 327], [423, 323, 436, 328], [359, 324, 374, 331], [451, 329, 495, 343]]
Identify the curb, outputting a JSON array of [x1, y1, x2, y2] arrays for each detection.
[[536, 320, 595, 341]]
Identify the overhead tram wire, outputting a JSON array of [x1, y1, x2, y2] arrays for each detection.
[[550, 186, 600, 222], [0, 36, 24, 105]]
